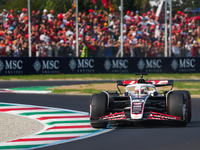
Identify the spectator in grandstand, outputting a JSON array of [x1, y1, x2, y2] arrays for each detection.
[[19, 8, 27, 21], [0, 24, 5, 38], [5, 41, 12, 56], [70, 40, 76, 54], [0, 9, 7, 24], [12, 40, 20, 57], [65, 26, 74, 38], [47, 10, 55, 22], [146, 42, 153, 57], [41, 9, 48, 21], [88, 38, 97, 57], [172, 41, 182, 57], [21, 41, 29, 57], [65, 41, 74, 57], [40, 30, 50, 43], [96, 41, 105, 57], [113, 39, 121, 57], [154, 24, 161, 40], [3, 18, 10, 29], [0, 39, 6, 56], [157, 42, 164, 57], [35, 42, 43, 57], [80, 42, 88, 57], [57, 40, 65, 56], [197, 34, 200, 45], [124, 39, 131, 57], [124, 10, 131, 22], [113, 30, 120, 41], [185, 32, 194, 44], [192, 41, 200, 57], [104, 39, 113, 57], [7, 10, 16, 25], [44, 41, 53, 57], [184, 40, 193, 57]]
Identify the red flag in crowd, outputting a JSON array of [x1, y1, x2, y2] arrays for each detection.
[[91, 0, 97, 4], [72, 0, 76, 9], [109, 0, 114, 12], [102, 0, 108, 8]]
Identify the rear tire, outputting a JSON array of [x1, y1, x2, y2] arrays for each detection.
[[168, 92, 188, 127], [90, 94, 108, 128]]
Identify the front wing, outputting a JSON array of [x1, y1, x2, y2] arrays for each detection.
[[97, 111, 181, 123]]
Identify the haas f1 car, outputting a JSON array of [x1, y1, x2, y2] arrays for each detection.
[[89, 74, 192, 128]]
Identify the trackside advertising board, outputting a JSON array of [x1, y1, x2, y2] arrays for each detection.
[[0, 57, 198, 75]]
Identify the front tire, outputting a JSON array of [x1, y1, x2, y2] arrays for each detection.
[[174, 90, 192, 123], [168, 92, 188, 127], [90, 94, 108, 128]]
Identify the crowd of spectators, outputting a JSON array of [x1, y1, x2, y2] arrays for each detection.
[[0, 6, 200, 57]]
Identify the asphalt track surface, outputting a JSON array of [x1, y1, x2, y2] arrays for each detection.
[[0, 81, 200, 150]]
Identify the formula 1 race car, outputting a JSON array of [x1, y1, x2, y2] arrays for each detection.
[[89, 74, 192, 128]]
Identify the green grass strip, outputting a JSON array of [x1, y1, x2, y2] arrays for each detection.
[[19, 111, 75, 116], [47, 120, 90, 125], [38, 130, 98, 135], [9, 86, 54, 91], [174, 82, 200, 95], [0, 144, 43, 149], [0, 104, 15, 107], [52, 88, 102, 94]]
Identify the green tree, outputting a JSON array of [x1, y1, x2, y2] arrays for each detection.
[[0, 0, 46, 14], [78, 0, 150, 15], [45, 0, 74, 14], [0, 0, 27, 13], [172, 0, 200, 13]]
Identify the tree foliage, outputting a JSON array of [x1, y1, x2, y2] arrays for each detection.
[[0, 0, 46, 13], [45, 0, 73, 14], [172, 0, 200, 13]]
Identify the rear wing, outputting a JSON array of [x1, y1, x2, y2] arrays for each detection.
[[117, 80, 173, 87]]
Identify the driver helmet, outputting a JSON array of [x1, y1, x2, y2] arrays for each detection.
[[135, 87, 147, 94]]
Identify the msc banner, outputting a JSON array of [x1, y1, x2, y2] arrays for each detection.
[[0, 57, 198, 75]]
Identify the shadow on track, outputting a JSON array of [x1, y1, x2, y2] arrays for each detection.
[[107, 121, 200, 129]]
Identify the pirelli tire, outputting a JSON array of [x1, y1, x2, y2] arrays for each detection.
[[168, 92, 188, 127], [174, 90, 192, 123], [90, 94, 108, 128]]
